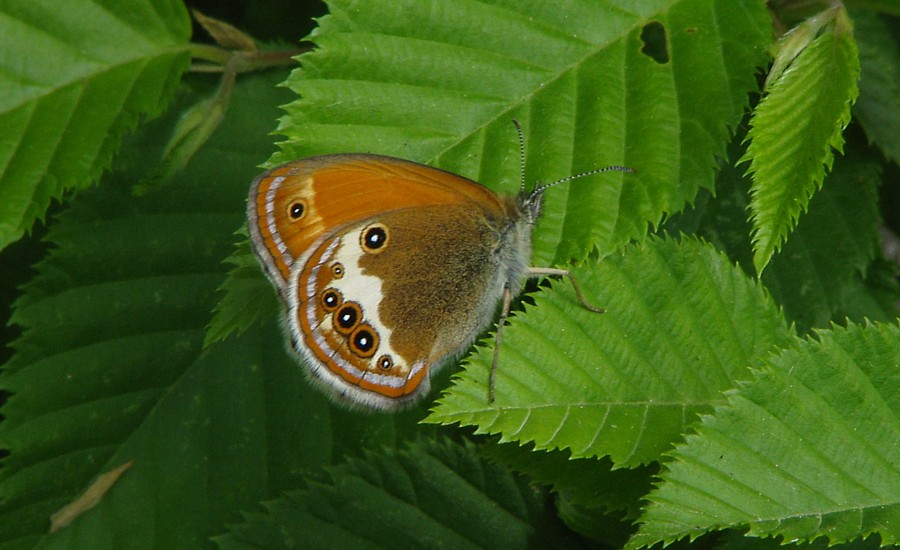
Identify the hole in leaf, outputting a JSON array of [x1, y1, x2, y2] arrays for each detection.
[[640, 21, 669, 64]]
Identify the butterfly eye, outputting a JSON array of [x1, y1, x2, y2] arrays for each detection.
[[333, 302, 362, 334], [360, 223, 389, 254], [287, 201, 305, 220], [350, 325, 379, 358], [321, 288, 342, 311]]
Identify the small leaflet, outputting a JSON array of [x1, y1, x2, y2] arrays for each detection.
[[49, 460, 134, 533]]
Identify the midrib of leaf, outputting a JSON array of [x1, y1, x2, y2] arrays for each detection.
[[277, 0, 772, 268], [428, 237, 792, 466], [753, 48, 831, 248], [628, 322, 900, 548], [0, 0, 191, 251], [0, 0, 187, 113], [4, 47, 188, 116]]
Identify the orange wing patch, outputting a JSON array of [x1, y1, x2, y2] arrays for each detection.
[[249, 154, 509, 288]]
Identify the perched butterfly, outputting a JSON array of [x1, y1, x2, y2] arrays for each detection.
[[248, 123, 632, 409]]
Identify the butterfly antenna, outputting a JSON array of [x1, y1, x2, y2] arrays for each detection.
[[510, 120, 635, 196], [533, 164, 635, 196], [512, 120, 527, 192]]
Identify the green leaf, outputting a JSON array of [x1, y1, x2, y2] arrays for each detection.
[[273, 0, 771, 265], [852, 10, 900, 164], [0, 71, 278, 546], [743, 6, 861, 274], [628, 321, 900, 549], [555, 495, 635, 547], [481, 441, 653, 544], [0, 0, 192, 251], [663, 127, 756, 275], [0, 71, 425, 548], [133, 86, 228, 195], [205, 228, 279, 347], [427, 237, 793, 467], [761, 141, 882, 332], [482, 441, 655, 519], [216, 438, 585, 550], [835, 257, 900, 325], [667, 132, 891, 334]]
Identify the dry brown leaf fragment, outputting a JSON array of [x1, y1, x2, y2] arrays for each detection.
[[49, 460, 135, 533]]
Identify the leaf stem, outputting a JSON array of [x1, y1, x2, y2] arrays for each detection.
[[189, 44, 304, 73]]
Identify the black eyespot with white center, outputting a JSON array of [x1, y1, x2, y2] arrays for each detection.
[[377, 355, 393, 370], [360, 223, 389, 254], [350, 325, 379, 358], [288, 200, 305, 220], [332, 263, 344, 278], [321, 289, 341, 311], [333, 302, 361, 334]]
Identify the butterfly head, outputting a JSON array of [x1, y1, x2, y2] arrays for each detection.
[[508, 121, 634, 225]]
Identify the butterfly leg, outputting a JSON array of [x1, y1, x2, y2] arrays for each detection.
[[488, 268, 603, 404], [526, 267, 605, 313], [488, 285, 514, 404]]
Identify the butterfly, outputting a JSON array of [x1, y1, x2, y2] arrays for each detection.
[[248, 124, 632, 409]]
